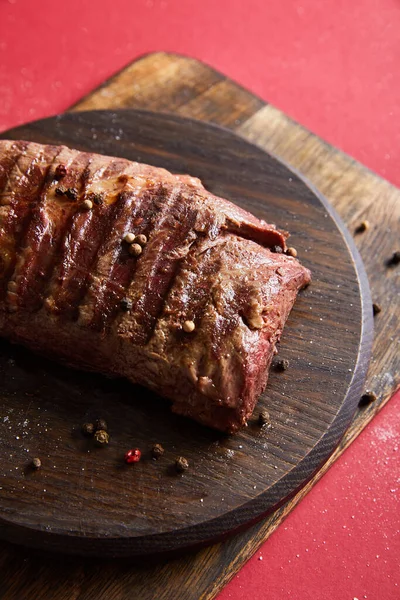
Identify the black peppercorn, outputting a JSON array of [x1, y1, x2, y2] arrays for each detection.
[[65, 188, 78, 201], [175, 456, 189, 473], [120, 297, 132, 311], [372, 303, 382, 316], [94, 429, 109, 446], [258, 410, 270, 426], [91, 193, 104, 206], [151, 443, 165, 459], [275, 358, 289, 371], [355, 220, 369, 234], [359, 391, 377, 407], [95, 418, 108, 432], [387, 251, 400, 267], [82, 422, 95, 436], [55, 187, 65, 196]]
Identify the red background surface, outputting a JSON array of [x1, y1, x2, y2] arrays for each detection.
[[0, 1, 399, 598]]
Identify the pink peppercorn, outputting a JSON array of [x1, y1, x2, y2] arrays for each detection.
[[124, 448, 141, 464]]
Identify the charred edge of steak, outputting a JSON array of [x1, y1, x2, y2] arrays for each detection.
[[0, 144, 63, 304], [45, 159, 131, 318], [12, 152, 92, 312]]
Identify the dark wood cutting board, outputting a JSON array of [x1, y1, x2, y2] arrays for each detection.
[[0, 53, 398, 599], [0, 108, 372, 557]]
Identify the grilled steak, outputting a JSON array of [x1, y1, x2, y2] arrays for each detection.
[[0, 140, 311, 433]]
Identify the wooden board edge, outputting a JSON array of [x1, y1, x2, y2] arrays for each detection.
[[0, 110, 373, 558], [68, 51, 265, 120], [70, 52, 398, 196], [0, 52, 396, 600], [205, 391, 400, 600]]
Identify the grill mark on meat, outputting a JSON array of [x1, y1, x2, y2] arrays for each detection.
[[132, 190, 201, 345], [146, 237, 228, 385], [116, 181, 207, 345], [179, 242, 230, 381], [44, 156, 115, 317], [5, 146, 63, 291], [1, 143, 62, 303], [180, 238, 227, 322], [154, 236, 227, 341], [89, 179, 179, 333], [78, 176, 159, 330], [141, 228, 203, 344], [8, 149, 90, 312], [154, 238, 275, 404]]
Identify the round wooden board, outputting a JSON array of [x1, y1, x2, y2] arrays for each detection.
[[0, 110, 372, 557]]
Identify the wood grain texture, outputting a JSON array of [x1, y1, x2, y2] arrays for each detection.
[[0, 52, 398, 599], [0, 109, 371, 557], [72, 52, 399, 425]]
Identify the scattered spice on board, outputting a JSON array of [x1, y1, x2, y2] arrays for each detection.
[[175, 456, 189, 473], [359, 391, 377, 407], [258, 410, 271, 426], [355, 220, 369, 234], [151, 443, 165, 459], [182, 320, 195, 333], [82, 422, 95, 437], [95, 418, 108, 432], [275, 358, 290, 371], [32, 457, 42, 470], [372, 303, 382, 316], [94, 429, 109, 446], [387, 250, 400, 266], [124, 448, 141, 464]]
